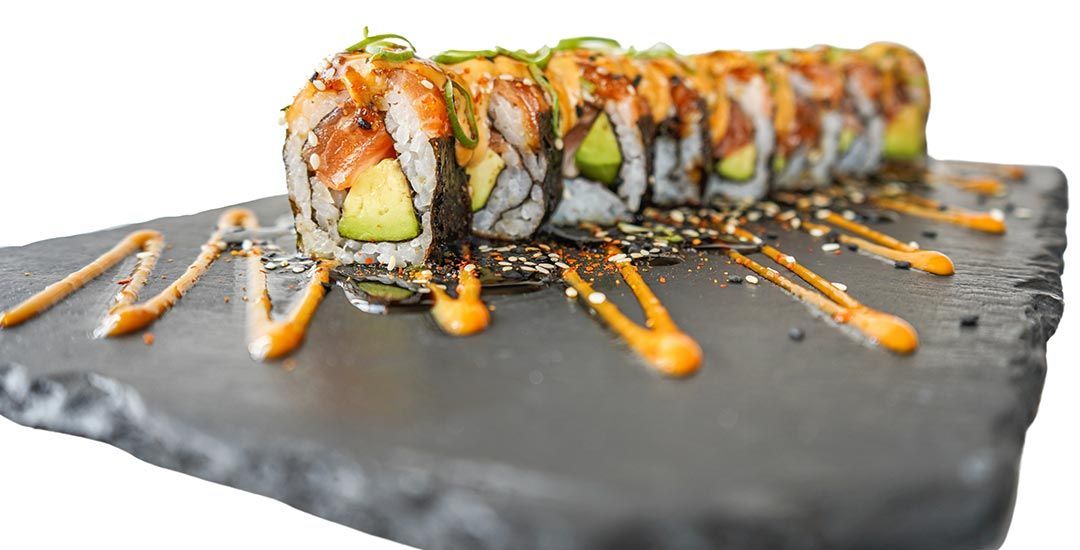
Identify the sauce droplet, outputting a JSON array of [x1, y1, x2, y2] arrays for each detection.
[[429, 264, 491, 336]]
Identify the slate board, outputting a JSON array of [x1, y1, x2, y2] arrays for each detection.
[[0, 161, 1067, 550]]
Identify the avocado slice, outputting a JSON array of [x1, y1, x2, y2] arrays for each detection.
[[716, 143, 757, 181], [466, 148, 506, 212], [337, 158, 420, 242], [883, 104, 927, 161], [357, 281, 415, 301], [574, 112, 622, 185], [838, 127, 856, 154]]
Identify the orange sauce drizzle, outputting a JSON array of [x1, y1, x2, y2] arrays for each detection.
[[807, 211, 955, 276], [246, 254, 335, 361], [728, 228, 918, 354], [429, 264, 490, 336], [872, 195, 1006, 234], [926, 172, 1005, 196], [2, 207, 332, 362], [98, 209, 256, 337], [563, 263, 702, 377], [1, 230, 164, 329]]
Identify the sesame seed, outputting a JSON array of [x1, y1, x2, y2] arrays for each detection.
[[387, 255, 397, 270], [810, 228, 826, 238], [908, 241, 920, 249], [989, 208, 1005, 221], [535, 266, 550, 275], [960, 314, 980, 327], [498, 261, 512, 266], [727, 275, 743, 284], [788, 327, 805, 341], [309, 153, 321, 170], [420, 79, 434, 89], [922, 230, 938, 239], [782, 255, 796, 265], [816, 209, 831, 220], [307, 132, 319, 147], [463, 263, 476, 272], [822, 243, 840, 252], [291, 266, 306, 273], [831, 281, 848, 291], [745, 275, 760, 285], [264, 263, 277, 270], [565, 287, 579, 298], [312, 79, 326, 91], [843, 210, 857, 220], [588, 292, 606, 305], [502, 266, 513, 272], [894, 260, 912, 270], [846, 243, 859, 252], [555, 262, 570, 269]]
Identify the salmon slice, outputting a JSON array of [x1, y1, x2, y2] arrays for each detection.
[[390, 70, 450, 138], [305, 101, 396, 191]]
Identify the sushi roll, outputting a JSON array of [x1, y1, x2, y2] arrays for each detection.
[[283, 33, 471, 268], [758, 50, 841, 190], [435, 51, 562, 240], [544, 38, 654, 226], [693, 51, 776, 202], [862, 42, 930, 180], [622, 46, 708, 206]]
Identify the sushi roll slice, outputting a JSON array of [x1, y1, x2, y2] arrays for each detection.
[[759, 50, 841, 191], [821, 46, 887, 178], [435, 52, 562, 240], [283, 34, 470, 268], [862, 42, 930, 180], [544, 39, 654, 226], [623, 46, 708, 206], [693, 51, 776, 202]]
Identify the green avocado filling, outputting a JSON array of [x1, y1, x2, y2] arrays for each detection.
[[466, 148, 506, 212], [772, 153, 787, 175], [716, 143, 757, 181], [357, 281, 415, 301], [838, 127, 856, 154], [883, 104, 927, 161], [337, 158, 421, 242], [574, 112, 622, 185]]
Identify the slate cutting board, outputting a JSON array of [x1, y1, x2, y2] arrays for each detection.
[[0, 161, 1067, 550]]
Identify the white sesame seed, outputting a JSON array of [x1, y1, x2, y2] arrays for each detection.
[[309, 153, 321, 170], [387, 255, 397, 270], [421, 79, 434, 89], [538, 263, 555, 269], [502, 266, 513, 272], [264, 263, 277, 270], [607, 253, 628, 263], [522, 78, 534, 86], [312, 79, 326, 91], [783, 255, 796, 265], [535, 266, 550, 275], [831, 281, 848, 291], [521, 265, 536, 272], [307, 132, 319, 147], [843, 210, 857, 220], [790, 218, 801, 230], [810, 228, 827, 238], [821, 243, 840, 252], [588, 292, 607, 305], [463, 263, 476, 272], [816, 209, 831, 220], [565, 287, 579, 299], [745, 275, 760, 285], [555, 138, 564, 150], [498, 261, 511, 266], [291, 266, 306, 273], [989, 208, 1005, 221], [908, 241, 920, 249], [555, 262, 570, 269]]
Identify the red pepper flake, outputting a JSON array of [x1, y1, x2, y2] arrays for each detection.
[[659, 276, 667, 284], [116, 277, 133, 285], [142, 333, 155, 346]]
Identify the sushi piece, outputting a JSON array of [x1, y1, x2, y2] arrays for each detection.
[[283, 33, 471, 267], [862, 42, 930, 180], [435, 51, 562, 240], [693, 51, 776, 202], [757, 50, 842, 190], [820, 45, 887, 178], [622, 45, 708, 206], [544, 38, 654, 226]]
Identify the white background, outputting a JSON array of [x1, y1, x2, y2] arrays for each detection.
[[0, 1, 1075, 548]]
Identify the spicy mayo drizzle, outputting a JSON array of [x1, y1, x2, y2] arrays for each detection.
[[429, 264, 490, 336], [872, 195, 1007, 234], [563, 263, 702, 377], [246, 254, 335, 360], [805, 211, 955, 276], [728, 228, 918, 354]]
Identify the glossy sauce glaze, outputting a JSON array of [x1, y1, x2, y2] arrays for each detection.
[[872, 195, 1007, 234], [805, 211, 955, 276], [429, 264, 491, 336], [729, 227, 919, 354], [563, 261, 702, 378]]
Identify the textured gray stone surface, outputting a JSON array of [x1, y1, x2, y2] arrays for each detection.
[[0, 161, 1067, 549]]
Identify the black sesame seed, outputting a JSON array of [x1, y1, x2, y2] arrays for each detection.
[[1004, 202, 1016, 213], [960, 314, 980, 327], [788, 327, 805, 341], [766, 232, 779, 240], [895, 260, 912, 269], [631, 74, 643, 87], [846, 243, 859, 252], [938, 204, 949, 212], [921, 229, 938, 239], [728, 275, 743, 284], [357, 117, 372, 130], [575, 105, 585, 117]]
